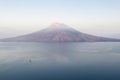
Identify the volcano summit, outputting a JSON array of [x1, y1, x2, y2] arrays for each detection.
[[0, 23, 120, 42]]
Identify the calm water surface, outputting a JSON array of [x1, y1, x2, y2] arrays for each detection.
[[0, 42, 120, 80]]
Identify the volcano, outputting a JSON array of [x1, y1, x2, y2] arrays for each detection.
[[0, 23, 120, 42]]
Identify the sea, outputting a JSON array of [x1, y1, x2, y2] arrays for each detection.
[[0, 42, 120, 80]]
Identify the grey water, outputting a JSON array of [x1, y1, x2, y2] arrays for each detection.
[[0, 42, 120, 80]]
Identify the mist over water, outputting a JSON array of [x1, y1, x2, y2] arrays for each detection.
[[0, 42, 120, 80]]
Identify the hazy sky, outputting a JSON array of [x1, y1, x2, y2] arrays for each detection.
[[0, 0, 120, 38]]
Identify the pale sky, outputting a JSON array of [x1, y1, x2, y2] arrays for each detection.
[[0, 0, 120, 38]]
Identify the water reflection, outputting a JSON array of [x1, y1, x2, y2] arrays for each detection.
[[0, 42, 120, 80]]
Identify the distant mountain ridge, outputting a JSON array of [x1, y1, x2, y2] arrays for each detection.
[[0, 23, 120, 42], [108, 34, 120, 39]]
